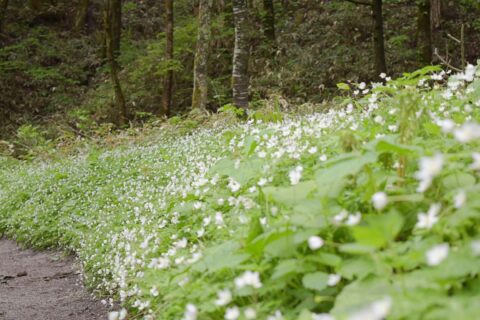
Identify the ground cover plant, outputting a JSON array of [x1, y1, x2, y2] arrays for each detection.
[[1, 64, 480, 320]]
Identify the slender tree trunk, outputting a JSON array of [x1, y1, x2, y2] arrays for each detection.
[[162, 0, 173, 116], [262, 0, 275, 42], [417, 0, 432, 65], [372, 0, 387, 76], [105, 0, 127, 126], [192, 0, 212, 110], [74, 0, 90, 33], [0, 0, 8, 34], [111, 0, 121, 57], [431, 0, 441, 29], [232, 0, 250, 109], [29, 0, 41, 11]]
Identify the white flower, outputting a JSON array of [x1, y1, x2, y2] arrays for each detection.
[[309, 146, 318, 154], [348, 296, 392, 320], [183, 304, 198, 320], [327, 274, 341, 286], [289, 165, 303, 185], [345, 212, 362, 226], [471, 153, 480, 170], [415, 203, 441, 229], [359, 82, 366, 90], [215, 212, 225, 226], [150, 286, 159, 297], [118, 309, 127, 320], [333, 209, 348, 224], [319, 154, 328, 162], [267, 310, 284, 320], [374, 115, 384, 124], [225, 306, 240, 320], [215, 289, 232, 306], [108, 311, 120, 320], [437, 119, 455, 133], [454, 191, 467, 208], [312, 314, 335, 320], [258, 178, 268, 186], [244, 308, 257, 319], [372, 192, 388, 210], [234, 271, 262, 289], [463, 64, 476, 82], [228, 178, 241, 192], [308, 236, 324, 250], [388, 124, 398, 132], [380, 72, 387, 79], [471, 240, 480, 256], [415, 153, 444, 192], [454, 122, 480, 143], [426, 243, 449, 266]]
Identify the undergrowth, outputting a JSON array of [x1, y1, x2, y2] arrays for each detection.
[[1, 64, 480, 320]]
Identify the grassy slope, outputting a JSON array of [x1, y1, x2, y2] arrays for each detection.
[[1, 65, 480, 320]]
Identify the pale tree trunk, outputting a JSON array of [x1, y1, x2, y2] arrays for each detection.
[[105, 0, 127, 126], [417, 0, 432, 65], [262, 0, 275, 42], [162, 0, 173, 116], [232, 0, 250, 109], [431, 0, 441, 29], [372, 0, 387, 76], [192, 0, 212, 110], [74, 0, 90, 33], [0, 0, 8, 33]]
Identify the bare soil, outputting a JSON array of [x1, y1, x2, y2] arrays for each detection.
[[0, 239, 107, 320]]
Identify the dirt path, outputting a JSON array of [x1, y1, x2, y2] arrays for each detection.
[[0, 239, 108, 320]]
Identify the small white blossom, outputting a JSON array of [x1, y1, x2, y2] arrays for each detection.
[[308, 236, 324, 250], [183, 304, 198, 320], [454, 122, 480, 143], [244, 308, 257, 319], [471, 153, 480, 170], [225, 306, 240, 320], [426, 244, 449, 266], [454, 191, 467, 208], [471, 240, 480, 256], [372, 192, 388, 210], [345, 212, 362, 226], [416, 203, 441, 229], [234, 271, 262, 289], [289, 166, 303, 185], [327, 274, 341, 286], [415, 154, 444, 192]]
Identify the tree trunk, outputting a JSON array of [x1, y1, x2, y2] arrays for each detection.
[[0, 0, 8, 34], [74, 0, 90, 33], [192, 0, 212, 110], [105, 0, 127, 126], [431, 0, 441, 29], [417, 0, 432, 65], [372, 0, 387, 76], [232, 0, 250, 109], [162, 0, 173, 116], [29, 0, 41, 11], [262, 0, 275, 42], [111, 0, 121, 57]]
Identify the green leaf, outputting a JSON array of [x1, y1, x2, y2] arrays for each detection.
[[351, 211, 404, 249], [302, 272, 329, 292], [316, 152, 377, 187], [193, 241, 250, 272], [442, 172, 476, 190], [271, 259, 305, 279], [263, 181, 317, 207], [337, 82, 350, 91]]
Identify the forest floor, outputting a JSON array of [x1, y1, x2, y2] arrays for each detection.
[[0, 239, 107, 320]]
